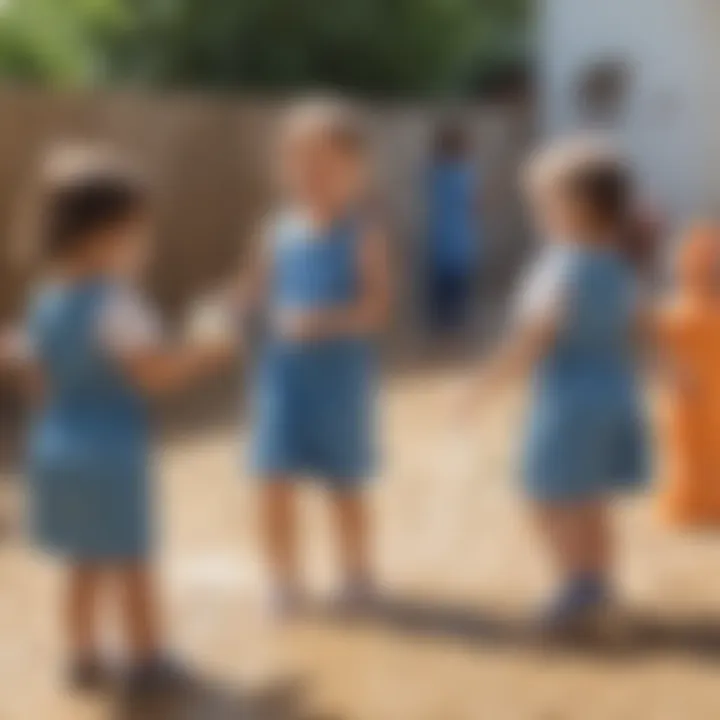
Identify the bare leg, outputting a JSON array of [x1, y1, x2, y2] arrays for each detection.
[[533, 500, 613, 630], [260, 480, 299, 591], [66, 564, 103, 662], [581, 501, 612, 580], [533, 500, 610, 581], [117, 563, 161, 663], [330, 490, 371, 587]]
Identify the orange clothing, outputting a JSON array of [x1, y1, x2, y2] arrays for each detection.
[[658, 228, 720, 526]]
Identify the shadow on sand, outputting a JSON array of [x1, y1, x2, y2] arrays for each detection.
[[111, 677, 339, 720], [312, 593, 720, 662]]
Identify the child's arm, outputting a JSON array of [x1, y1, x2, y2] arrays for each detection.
[[0, 326, 44, 405], [100, 291, 235, 396], [230, 225, 271, 322], [461, 314, 558, 406], [113, 343, 233, 396], [458, 247, 566, 410], [0, 326, 28, 373], [279, 224, 391, 341]]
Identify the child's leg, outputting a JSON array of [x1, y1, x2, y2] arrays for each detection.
[[534, 499, 612, 626], [582, 501, 612, 580], [260, 479, 299, 591], [66, 564, 104, 661], [329, 489, 371, 587], [116, 563, 161, 662], [534, 500, 610, 580]]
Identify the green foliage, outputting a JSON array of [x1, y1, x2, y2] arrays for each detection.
[[0, 0, 128, 84], [0, 0, 529, 96]]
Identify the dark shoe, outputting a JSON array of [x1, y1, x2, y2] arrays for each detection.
[[68, 657, 109, 692], [123, 657, 194, 698], [539, 576, 611, 639], [330, 578, 378, 616]]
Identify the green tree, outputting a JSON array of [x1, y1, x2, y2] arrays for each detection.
[[0, 0, 128, 84], [111, 0, 529, 96], [0, 0, 529, 96]]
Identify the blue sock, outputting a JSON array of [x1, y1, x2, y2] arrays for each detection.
[[544, 573, 609, 624]]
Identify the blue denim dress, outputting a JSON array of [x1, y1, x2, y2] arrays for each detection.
[[426, 160, 478, 328], [250, 212, 375, 486], [523, 246, 648, 503], [27, 280, 151, 560]]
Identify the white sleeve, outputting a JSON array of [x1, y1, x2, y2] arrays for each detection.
[[98, 288, 162, 353], [513, 247, 570, 327]]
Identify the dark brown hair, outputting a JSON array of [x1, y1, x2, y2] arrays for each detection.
[[527, 138, 645, 269], [39, 163, 147, 261], [564, 158, 630, 223], [563, 159, 653, 271], [433, 121, 469, 161]]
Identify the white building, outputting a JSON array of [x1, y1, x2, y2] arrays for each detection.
[[540, 0, 720, 224]]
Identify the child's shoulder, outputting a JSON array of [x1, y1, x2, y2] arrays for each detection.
[[262, 207, 311, 249], [523, 243, 575, 289], [26, 280, 67, 322]]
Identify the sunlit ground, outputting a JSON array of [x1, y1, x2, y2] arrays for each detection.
[[2, 367, 720, 719]]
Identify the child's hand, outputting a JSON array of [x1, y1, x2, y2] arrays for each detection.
[[185, 295, 241, 346], [0, 327, 31, 369], [277, 310, 329, 342]]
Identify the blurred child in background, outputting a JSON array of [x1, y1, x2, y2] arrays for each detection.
[[426, 122, 481, 335], [239, 99, 390, 614], [656, 224, 720, 527], [22, 147, 234, 693], [463, 138, 647, 632]]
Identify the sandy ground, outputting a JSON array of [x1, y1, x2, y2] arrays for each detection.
[[3, 367, 720, 719]]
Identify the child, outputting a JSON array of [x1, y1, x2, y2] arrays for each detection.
[[463, 137, 647, 631], [656, 224, 720, 526], [425, 122, 481, 334], [240, 99, 390, 614], [23, 147, 234, 692]]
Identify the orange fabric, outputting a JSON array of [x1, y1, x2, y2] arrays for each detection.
[[658, 226, 720, 527]]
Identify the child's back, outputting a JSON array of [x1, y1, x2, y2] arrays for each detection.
[[526, 245, 645, 502], [29, 279, 150, 559], [539, 246, 637, 387]]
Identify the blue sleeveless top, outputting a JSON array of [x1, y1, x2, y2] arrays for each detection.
[[524, 246, 647, 501], [270, 211, 363, 321], [28, 280, 148, 470], [27, 279, 151, 559], [427, 160, 477, 273], [250, 210, 375, 483], [537, 246, 637, 394]]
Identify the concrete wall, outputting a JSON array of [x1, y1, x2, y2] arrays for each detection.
[[540, 0, 709, 224]]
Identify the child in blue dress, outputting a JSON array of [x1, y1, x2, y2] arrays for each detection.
[[240, 100, 390, 613], [24, 148, 234, 691], [463, 138, 647, 631], [426, 122, 481, 333]]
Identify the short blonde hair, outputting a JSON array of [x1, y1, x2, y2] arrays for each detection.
[[279, 96, 367, 156], [524, 134, 625, 198], [524, 134, 633, 228]]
